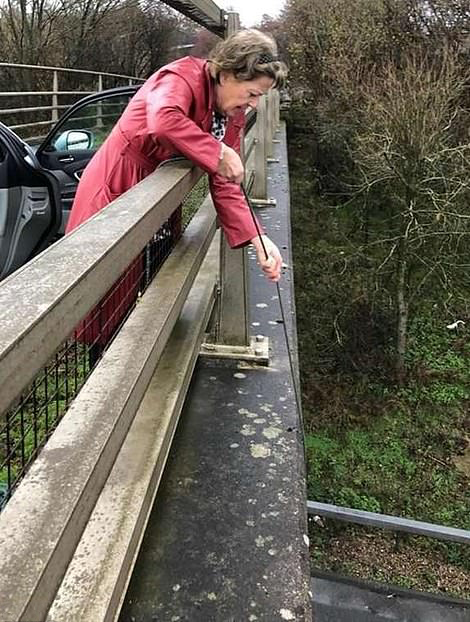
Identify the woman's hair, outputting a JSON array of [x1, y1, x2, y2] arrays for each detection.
[[208, 29, 287, 89]]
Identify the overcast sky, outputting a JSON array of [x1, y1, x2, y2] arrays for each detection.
[[218, 0, 286, 27]]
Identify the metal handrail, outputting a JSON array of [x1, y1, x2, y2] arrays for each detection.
[[0, 100, 129, 112], [9, 111, 129, 132], [0, 62, 145, 81], [307, 501, 470, 545], [0, 163, 203, 418]]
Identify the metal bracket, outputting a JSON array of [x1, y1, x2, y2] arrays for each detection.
[[200, 335, 269, 365], [267, 158, 280, 164], [273, 139, 281, 144], [249, 197, 277, 208]]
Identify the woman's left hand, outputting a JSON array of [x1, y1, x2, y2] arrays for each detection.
[[251, 234, 283, 282]]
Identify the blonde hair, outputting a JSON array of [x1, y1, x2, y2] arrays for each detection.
[[209, 29, 287, 89]]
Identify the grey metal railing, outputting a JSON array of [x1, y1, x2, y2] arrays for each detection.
[[0, 210, 181, 505], [0, 62, 144, 141], [0, 106, 278, 622], [307, 501, 470, 546], [0, 160, 211, 622], [0, 2, 280, 616]]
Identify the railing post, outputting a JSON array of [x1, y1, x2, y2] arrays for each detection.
[[272, 92, 277, 135], [96, 73, 103, 127], [252, 95, 267, 199], [217, 11, 250, 347], [275, 90, 280, 129], [52, 70, 59, 123], [97, 74, 104, 128], [265, 91, 274, 158]]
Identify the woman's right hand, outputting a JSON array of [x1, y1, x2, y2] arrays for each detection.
[[251, 234, 283, 282], [216, 144, 244, 183]]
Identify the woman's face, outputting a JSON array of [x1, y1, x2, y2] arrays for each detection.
[[215, 72, 274, 117]]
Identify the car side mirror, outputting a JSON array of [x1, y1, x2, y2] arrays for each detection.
[[54, 129, 94, 151]]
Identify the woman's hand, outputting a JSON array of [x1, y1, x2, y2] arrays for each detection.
[[216, 144, 244, 183], [251, 234, 283, 282]]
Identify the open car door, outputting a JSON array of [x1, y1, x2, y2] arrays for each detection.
[[0, 122, 61, 280], [0, 85, 140, 280], [35, 86, 139, 234]]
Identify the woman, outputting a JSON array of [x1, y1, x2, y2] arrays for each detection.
[[67, 29, 287, 282]]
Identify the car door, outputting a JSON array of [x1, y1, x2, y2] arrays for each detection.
[[0, 122, 61, 280], [36, 86, 139, 233]]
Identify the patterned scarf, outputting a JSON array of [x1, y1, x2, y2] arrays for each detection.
[[211, 110, 227, 142]]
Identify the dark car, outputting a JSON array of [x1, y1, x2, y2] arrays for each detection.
[[0, 85, 140, 280]]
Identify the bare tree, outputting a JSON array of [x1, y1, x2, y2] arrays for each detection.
[[0, 0, 63, 64], [350, 52, 470, 383], [56, 0, 126, 70], [281, 0, 470, 383]]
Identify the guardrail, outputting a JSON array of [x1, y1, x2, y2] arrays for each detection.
[[0, 63, 145, 141], [0, 209, 181, 504], [0, 3, 281, 616], [307, 501, 470, 546]]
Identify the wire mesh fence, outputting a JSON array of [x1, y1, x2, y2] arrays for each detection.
[[0, 208, 182, 507]]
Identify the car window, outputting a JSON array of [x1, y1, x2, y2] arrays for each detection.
[[45, 94, 133, 152]]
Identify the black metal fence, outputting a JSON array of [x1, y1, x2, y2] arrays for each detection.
[[0, 208, 181, 507]]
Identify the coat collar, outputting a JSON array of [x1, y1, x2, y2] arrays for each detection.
[[204, 60, 217, 115]]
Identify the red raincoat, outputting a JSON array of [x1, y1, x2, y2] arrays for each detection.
[[66, 56, 261, 246], [66, 56, 262, 345]]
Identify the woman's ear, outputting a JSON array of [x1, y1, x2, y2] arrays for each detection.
[[219, 70, 233, 86]]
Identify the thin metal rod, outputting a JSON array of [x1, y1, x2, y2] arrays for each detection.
[[307, 501, 470, 545], [240, 181, 303, 423]]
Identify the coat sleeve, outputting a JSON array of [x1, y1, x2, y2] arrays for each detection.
[[146, 69, 264, 249], [209, 117, 264, 248], [146, 71, 221, 174]]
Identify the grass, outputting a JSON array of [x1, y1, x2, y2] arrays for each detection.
[[310, 524, 470, 598], [0, 343, 91, 501], [303, 317, 470, 597], [306, 397, 469, 523], [181, 175, 209, 228]]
